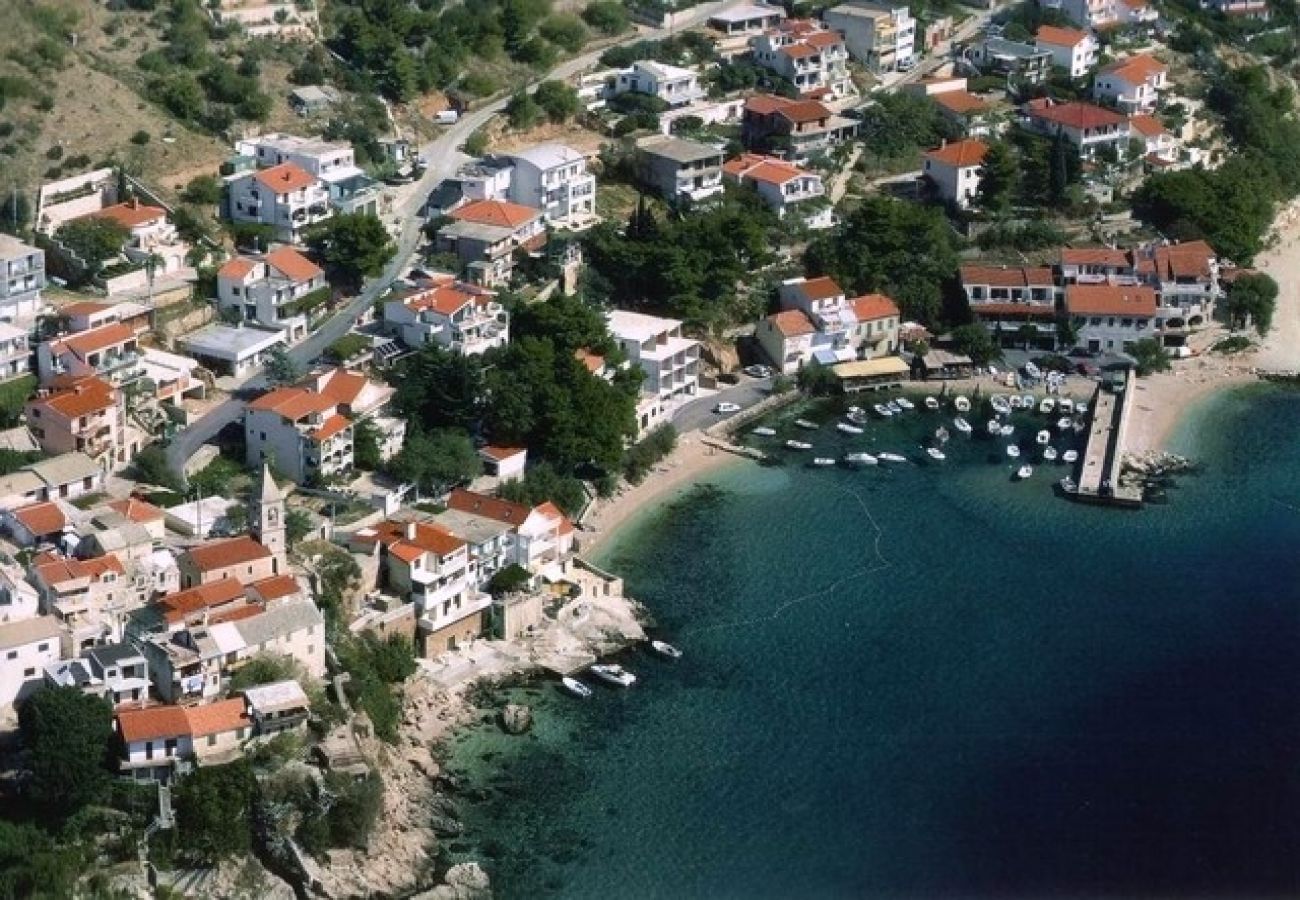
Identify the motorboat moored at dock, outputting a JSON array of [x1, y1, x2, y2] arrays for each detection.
[[590, 664, 637, 687], [786, 440, 813, 451], [845, 452, 878, 466], [562, 676, 593, 698], [651, 640, 682, 659]]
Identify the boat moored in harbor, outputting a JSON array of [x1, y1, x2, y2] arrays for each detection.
[[1056, 416, 1073, 431], [1007, 444, 1021, 458], [954, 396, 971, 413], [651, 640, 682, 659], [1062, 449, 1079, 464], [954, 417, 972, 435], [810, 457, 836, 467], [562, 676, 593, 698], [845, 452, 878, 466], [924, 396, 940, 410], [987, 419, 1001, 435], [1043, 446, 1058, 462], [1039, 397, 1056, 414], [590, 663, 637, 687], [751, 427, 776, 437], [873, 403, 893, 418], [1036, 429, 1051, 445], [837, 421, 864, 435], [895, 397, 915, 411], [878, 452, 908, 464], [991, 395, 1011, 415], [794, 419, 818, 430], [1017, 465, 1033, 480], [786, 440, 813, 451], [926, 447, 946, 462]]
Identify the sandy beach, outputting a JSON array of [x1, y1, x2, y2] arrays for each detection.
[[580, 435, 740, 556]]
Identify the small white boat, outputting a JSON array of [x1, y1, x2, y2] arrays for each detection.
[[886, 400, 902, 415], [895, 397, 915, 411], [1059, 398, 1074, 414], [846, 408, 868, 425], [751, 427, 776, 437], [1017, 464, 1034, 480], [1039, 397, 1056, 415], [924, 396, 940, 410], [1036, 429, 1051, 445], [935, 426, 950, 444], [1076, 402, 1089, 415], [1062, 449, 1079, 464], [794, 419, 818, 430], [561, 676, 593, 698], [1020, 394, 1035, 409], [999, 424, 1015, 437], [845, 452, 878, 466], [837, 421, 864, 435], [1024, 361, 1042, 379], [953, 417, 972, 435], [1006, 444, 1021, 458], [651, 640, 682, 659], [873, 403, 894, 418], [878, 452, 908, 464], [1009, 395, 1024, 410], [810, 457, 836, 467], [954, 396, 971, 413], [986, 418, 1001, 435], [847, 405, 864, 416], [991, 395, 1011, 415], [926, 446, 946, 462], [786, 440, 813, 451], [1043, 446, 1058, 462], [1056, 416, 1073, 431], [590, 663, 637, 687]]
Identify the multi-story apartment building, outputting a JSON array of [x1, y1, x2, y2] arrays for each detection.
[[44, 641, 150, 706], [1092, 54, 1168, 113], [1023, 98, 1130, 158], [384, 279, 509, 355], [37, 321, 142, 388], [608, 60, 706, 107], [968, 37, 1053, 83], [959, 264, 1062, 347], [114, 697, 252, 782], [235, 133, 382, 217], [0, 323, 29, 383], [226, 162, 332, 244], [1035, 25, 1099, 78], [635, 136, 726, 204], [305, 366, 405, 461], [0, 616, 63, 710], [504, 144, 596, 228], [25, 376, 129, 470], [436, 199, 546, 287], [244, 384, 353, 485], [922, 139, 988, 209], [0, 233, 44, 325], [81, 199, 189, 275], [445, 489, 575, 579], [216, 245, 324, 343], [756, 276, 901, 372], [750, 20, 854, 99], [741, 95, 859, 163], [708, 3, 788, 57], [1058, 0, 1156, 29], [1066, 283, 1158, 353], [823, 3, 916, 75], [607, 310, 700, 435], [723, 153, 834, 228], [29, 551, 131, 653]]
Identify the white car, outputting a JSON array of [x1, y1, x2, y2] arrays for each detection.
[[743, 365, 773, 378], [714, 402, 741, 414]]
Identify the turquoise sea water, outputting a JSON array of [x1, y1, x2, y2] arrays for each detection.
[[445, 385, 1300, 899]]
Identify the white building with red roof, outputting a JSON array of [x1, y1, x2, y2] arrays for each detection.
[[1061, 0, 1156, 28], [757, 276, 901, 373], [1066, 283, 1158, 353], [750, 20, 854, 99], [822, 3, 916, 75], [1023, 98, 1130, 158], [36, 320, 141, 387], [723, 153, 834, 228], [740, 95, 858, 163], [305, 366, 405, 461], [436, 199, 547, 287], [446, 488, 576, 579], [25, 375, 132, 469], [1092, 54, 1168, 113], [959, 264, 1062, 348], [1035, 25, 1099, 78], [922, 139, 988, 208], [1128, 114, 1179, 166], [383, 278, 509, 355], [226, 160, 332, 244], [216, 245, 326, 342], [76, 198, 191, 279], [115, 696, 253, 781], [244, 383, 354, 485], [58, 299, 152, 336], [28, 550, 132, 652]]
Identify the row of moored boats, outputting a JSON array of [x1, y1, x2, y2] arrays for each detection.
[[560, 640, 682, 698]]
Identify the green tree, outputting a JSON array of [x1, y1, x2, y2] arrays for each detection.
[[1130, 337, 1171, 375], [0, 820, 84, 898], [228, 653, 300, 692], [152, 72, 206, 120], [582, 0, 629, 35], [287, 507, 314, 547], [305, 212, 395, 291], [464, 128, 490, 156], [796, 360, 837, 395], [54, 217, 129, 270], [533, 79, 580, 123], [497, 462, 588, 515], [263, 346, 302, 385], [1224, 271, 1279, 336], [353, 417, 382, 470], [951, 323, 1002, 365], [391, 427, 482, 494], [975, 141, 1017, 216], [505, 90, 542, 130], [392, 343, 485, 429], [130, 443, 184, 492], [0, 190, 32, 234], [175, 760, 256, 862], [18, 687, 113, 818], [804, 196, 959, 326], [540, 14, 587, 51], [857, 92, 960, 164]]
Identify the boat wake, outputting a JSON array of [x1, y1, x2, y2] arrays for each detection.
[[683, 486, 893, 637]]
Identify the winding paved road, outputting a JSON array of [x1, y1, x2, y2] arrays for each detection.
[[165, 1, 736, 478]]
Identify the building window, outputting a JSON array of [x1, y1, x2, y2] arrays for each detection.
[[37, 643, 48, 652], [5, 650, 14, 660], [207, 734, 216, 747], [23, 667, 34, 678]]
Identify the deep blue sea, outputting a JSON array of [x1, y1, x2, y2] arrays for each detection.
[[445, 384, 1300, 899]]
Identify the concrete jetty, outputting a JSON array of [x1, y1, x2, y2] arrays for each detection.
[[1067, 371, 1143, 508]]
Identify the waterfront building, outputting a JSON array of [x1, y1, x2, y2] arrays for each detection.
[[607, 310, 700, 435], [757, 276, 901, 373], [1066, 283, 1157, 353]]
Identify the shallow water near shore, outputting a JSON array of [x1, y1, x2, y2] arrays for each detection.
[[445, 384, 1300, 899]]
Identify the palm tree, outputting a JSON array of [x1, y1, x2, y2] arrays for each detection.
[[144, 252, 164, 306]]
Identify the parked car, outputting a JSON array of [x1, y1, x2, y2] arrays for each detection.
[[714, 402, 741, 414], [743, 364, 773, 378]]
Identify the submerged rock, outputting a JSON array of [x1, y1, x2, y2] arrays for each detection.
[[499, 704, 533, 735], [430, 814, 463, 837], [413, 862, 492, 900]]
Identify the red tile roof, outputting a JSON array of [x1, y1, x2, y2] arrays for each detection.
[[60, 322, 136, 358], [217, 257, 257, 281], [266, 246, 323, 282], [247, 386, 335, 420], [768, 309, 816, 337], [1149, 241, 1216, 280], [33, 552, 125, 587], [310, 413, 351, 441], [450, 199, 540, 229], [1127, 114, 1168, 138], [183, 536, 273, 573], [119, 698, 252, 742], [315, 369, 370, 407], [254, 162, 317, 193], [1036, 25, 1090, 47], [1061, 247, 1131, 267], [58, 300, 113, 318], [1066, 283, 1157, 317], [404, 284, 484, 316], [88, 199, 166, 230], [925, 138, 988, 167], [960, 265, 1056, 288], [247, 574, 303, 601], [1101, 54, 1167, 82], [108, 497, 165, 524], [1026, 99, 1126, 130], [744, 95, 831, 124], [804, 31, 842, 48], [931, 90, 990, 116], [480, 445, 526, 461], [574, 348, 605, 373], [795, 276, 843, 301], [852, 293, 900, 321], [724, 154, 807, 185], [447, 488, 534, 526], [29, 376, 117, 420], [185, 698, 251, 738], [780, 42, 819, 59], [372, 519, 466, 562], [11, 502, 67, 537], [158, 579, 248, 625]]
